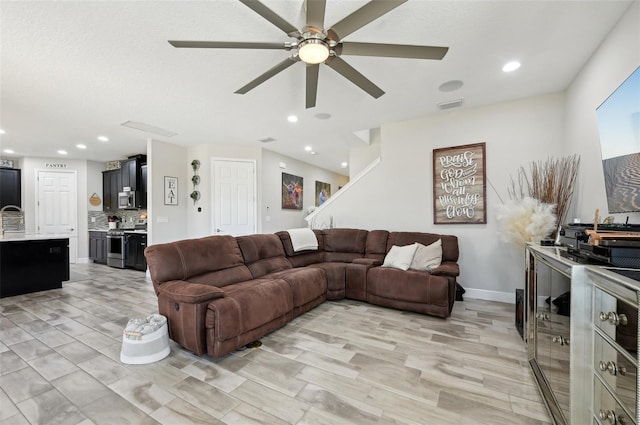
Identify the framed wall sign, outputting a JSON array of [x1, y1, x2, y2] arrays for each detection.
[[433, 142, 487, 224], [164, 176, 178, 205]]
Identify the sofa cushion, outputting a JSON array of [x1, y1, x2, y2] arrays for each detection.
[[308, 263, 347, 299], [382, 244, 418, 271], [323, 228, 368, 254], [264, 268, 327, 310], [387, 232, 458, 263], [207, 278, 293, 342], [145, 235, 247, 284], [236, 234, 292, 278], [410, 239, 442, 271], [364, 230, 389, 262], [367, 268, 449, 307], [276, 230, 325, 267]]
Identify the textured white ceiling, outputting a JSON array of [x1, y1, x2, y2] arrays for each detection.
[[0, 0, 633, 174]]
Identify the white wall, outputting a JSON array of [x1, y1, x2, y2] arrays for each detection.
[[349, 128, 381, 176], [87, 160, 104, 213], [261, 149, 349, 233], [313, 93, 566, 300], [564, 1, 640, 224], [147, 139, 188, 245]]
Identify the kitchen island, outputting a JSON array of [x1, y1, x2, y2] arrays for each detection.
[[0, 233, 70, 297]]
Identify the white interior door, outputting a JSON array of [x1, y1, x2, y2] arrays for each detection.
[[37, 170, 78, 263], [212, 159, 256, 236]]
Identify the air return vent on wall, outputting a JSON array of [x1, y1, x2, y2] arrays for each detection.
[[437, 98, 464, 110], [121, 121, 177, 137]]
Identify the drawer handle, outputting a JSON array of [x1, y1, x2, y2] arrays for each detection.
[[536, 312, 549, 321], [599, 409, 626, 425], [598, 360, 627, 376], [599, 312, 628, 326], [552, 336, 569, 346]]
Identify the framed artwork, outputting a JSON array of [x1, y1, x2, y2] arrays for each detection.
[[282, 172, 303, 210], [433, 142, 486, 224], [315, 181, 331, 206], [164, 176, 178, 205]]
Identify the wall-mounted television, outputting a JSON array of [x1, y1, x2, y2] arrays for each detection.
[[596, 66, 640, 214]]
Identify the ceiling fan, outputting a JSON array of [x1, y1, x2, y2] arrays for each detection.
[[169, 0, 449, 109]]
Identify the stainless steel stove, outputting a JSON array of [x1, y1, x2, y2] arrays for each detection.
[[107, 229, 126, 268]]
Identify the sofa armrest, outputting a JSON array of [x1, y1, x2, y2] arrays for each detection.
[[158, 280, 225, 304], [353, 258, 383, 267], [429, 262, 459, 277]]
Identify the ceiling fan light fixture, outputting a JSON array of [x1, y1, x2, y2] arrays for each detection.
[[298, 39, 329, 64]]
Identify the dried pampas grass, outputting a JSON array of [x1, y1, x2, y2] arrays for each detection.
[[496, 197, 557, 248], [508, 155, 580, 230]]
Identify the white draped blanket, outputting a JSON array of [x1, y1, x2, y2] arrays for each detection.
[[287, 228, 318, 252]]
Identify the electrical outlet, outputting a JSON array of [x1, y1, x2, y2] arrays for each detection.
[[91, 217, 96, 223]]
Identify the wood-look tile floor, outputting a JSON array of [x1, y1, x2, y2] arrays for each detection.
[[0, 263, 551, 425]]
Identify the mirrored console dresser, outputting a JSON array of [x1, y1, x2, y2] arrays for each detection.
[[526, 244, 640, 425]]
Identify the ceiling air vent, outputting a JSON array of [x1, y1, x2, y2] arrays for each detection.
[[437, 98, 464, 110], [258, 137, 276, 143]]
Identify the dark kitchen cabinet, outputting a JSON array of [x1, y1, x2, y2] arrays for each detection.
[[140, 164, 147, 209], [1, 238, 69, 297], [88, 231, 107, 264], [120, 158, 138, 192], [102, 169, 121, 211], [125, 233, 147, 271], [0, 167, 21, 209]]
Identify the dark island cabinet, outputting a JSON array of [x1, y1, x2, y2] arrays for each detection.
[[88, 231, 107, 264], [0, 238, 69, 297], [125, 233, 147, 271]]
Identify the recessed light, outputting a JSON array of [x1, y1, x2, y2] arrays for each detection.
[[76, 144, 87, 149], [305, 146, 312, 152], [57, 150, 68, 155], [0, 129, 5, 134], [340, 162, 348, 168], [3, 149, 14, 154], [310, 151, 317, 155], [97, 136, 109, 142], [287, 115, 298, 123], [502, 61, 521, 72]]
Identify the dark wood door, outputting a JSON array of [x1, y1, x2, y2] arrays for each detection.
[[102, 170, 121, 211]]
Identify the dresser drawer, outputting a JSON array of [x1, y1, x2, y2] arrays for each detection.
[[594, 333, 637, 417], [594, 286, 638, 355], [594, 376, 635, 425]]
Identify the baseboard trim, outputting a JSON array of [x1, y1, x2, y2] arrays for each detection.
[[463, 288, 517, 304], [75, 257, 90, 264]]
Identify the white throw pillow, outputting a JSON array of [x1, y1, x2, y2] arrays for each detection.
[[410, 239, 443, 271], [381, 243, 418, 271]]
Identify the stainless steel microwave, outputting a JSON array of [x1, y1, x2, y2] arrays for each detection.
[[118, 190, 137, 209]]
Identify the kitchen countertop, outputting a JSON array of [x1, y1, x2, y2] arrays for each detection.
[[89, 229, 147, 234], [0, 232, 70, 242]]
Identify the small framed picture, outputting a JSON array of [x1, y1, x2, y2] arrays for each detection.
[[164, 176, 178, 205]]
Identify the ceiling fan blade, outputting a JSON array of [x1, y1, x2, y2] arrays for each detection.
[[306, 64, 320, 109], [239, 0, 301, 38], [305, 0, 326, 32], [340, 42, 448, 60], [169, 40, 286, 50], [328, 0, 407, 41], [325, 56, 384, 99], [235, 57, 298, 94]]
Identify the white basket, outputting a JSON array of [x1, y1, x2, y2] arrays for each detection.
[[120, 322, 170, 365]]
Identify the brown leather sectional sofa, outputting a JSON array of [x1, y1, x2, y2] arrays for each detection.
[[144, 228, 459, 358]]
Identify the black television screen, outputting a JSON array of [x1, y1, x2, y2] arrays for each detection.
[[596, 66, 640, 213]]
